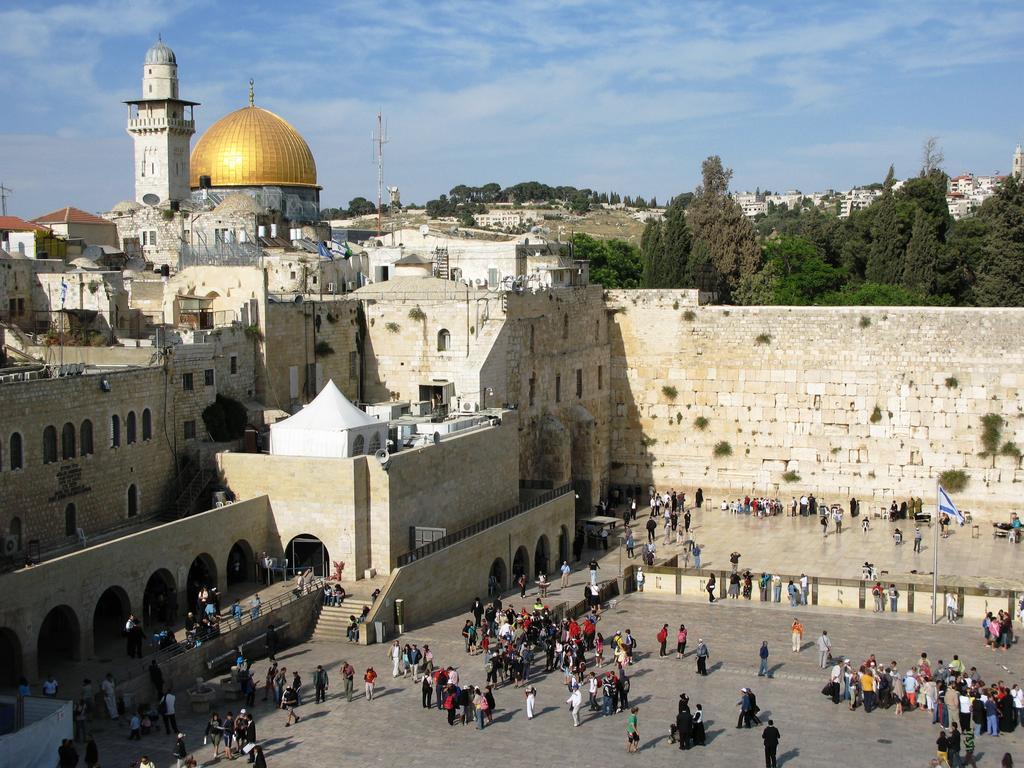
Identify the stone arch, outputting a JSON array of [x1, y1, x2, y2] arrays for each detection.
[[489, 557, 507, 594], [10, 431, 23, 470], [512, 545, 530, 581], [534, 534, 551, 577], [186, 553, 218, 615], [42, 424, 58, 464], [61, 422, 76, 460], [570, 404, 598, 515], [558, 524, 570, 563], [286, 534, 330, 577], [37, 604, 81, 673], [437, 328, 451, 351], [536, 414, 571, 486], [0, 627, 22, 686], [126, 483, 139, 517], [126, 411, 137, 444], [80, 419, 94, 456], [227, 539, 255, 585], [93, 586, 131, 652], [143, 568, 176, 628]]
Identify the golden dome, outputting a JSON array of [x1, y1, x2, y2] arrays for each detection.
[[190, 105, 318, 189]]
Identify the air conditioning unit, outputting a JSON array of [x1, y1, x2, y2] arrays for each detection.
[[327, 282, 336, 293], [2, 536, 17, 556]]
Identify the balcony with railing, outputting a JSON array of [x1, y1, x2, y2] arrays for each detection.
[[127, 117, 195, 132]]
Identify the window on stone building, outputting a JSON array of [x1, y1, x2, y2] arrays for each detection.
[[529, 373, 536, 407], [437, 329, 451, 351], [529, 325, 535, 353], [598, 365, 603, 390], [64, 503, 76, 537], [182, 373, 194, 391], [352, 434, 365, 455], [204, 368, 215, 387], [563, 313, 569, 339], [80, 419, 93, 456], [576, 369, 583, 399], [10, 432, 22, 470], [42, 425, 58, 464], [61, 422, 76, 460], [8, 517, 21, 551], [595, 318, 600, 342], [16, 298, 24, 315], [7, 298, 14, 316], [127, 484, 139, 518], [348, 351, 357, 381], [111, 414, 121, 448], [142, 409, 152, 441], [183, 420, 196, 440], [368, 432, 382, 454], [555, 374, 561, 403], [126, 411, 137, 444], [230, 355, 238, 375]]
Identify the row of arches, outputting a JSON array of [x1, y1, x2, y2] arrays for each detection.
[[0, 540, 257, 686], [487, 527, 570, 592], [5, 409, 154, 470]]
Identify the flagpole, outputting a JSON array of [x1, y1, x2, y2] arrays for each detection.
[[932, 478, 940, 625]]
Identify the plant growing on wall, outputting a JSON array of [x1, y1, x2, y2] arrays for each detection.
[[755, 333, 771, 345], [314, 340, 335, 356], [944, 376, 959, 389], [662, 385, 678, 400], [641, 435, 657, 447], [408, 306, 426, 322], [938, 469, 969, 493], [712, 440, 732, 457], [87, 280, 99, 294], [676, 412, 683, 424], [782, 470, 801, 483], [682, 309, 696, 321], [385, 321, 401, 333], [325, 312, 338, 324], [672, 300, 679, 310], [202, 394, 248, 441], [244, 324, 264, 342], [1001, 441, 1022, 466], [693, 416, 709, 431], [859, 315, 871, 328], [979, 412, 1004, 466], [869, 405, 882, 423]]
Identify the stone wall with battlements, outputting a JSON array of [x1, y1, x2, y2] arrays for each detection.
[[606, 292, 1024, 520]]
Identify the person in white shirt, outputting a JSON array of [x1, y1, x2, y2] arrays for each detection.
[[41, 675, 58, 697], [560, 561, 572, 589], [1013, 684, 1024, 726], [566, 685, 582, 726]]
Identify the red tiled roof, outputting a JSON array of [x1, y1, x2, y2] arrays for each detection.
[[33, 206, 112, 226], [0, 215, 49, 232]]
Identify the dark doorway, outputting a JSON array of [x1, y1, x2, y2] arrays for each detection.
[[93, 587, 130, 652], [512, 546, 529, 581], [227, 540, 254, 585], [489, 558, 507, 594], [186, 554, 217, 616], [558, 525, 569, 564], [37, 605, 80, 673], [286, 535, 330, 578], [534, 535, 550, 577], [0, 629, 22, 687], [142, 570, 176, 628]]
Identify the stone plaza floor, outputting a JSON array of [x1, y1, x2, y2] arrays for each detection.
[[87, 577, 1024, 768]]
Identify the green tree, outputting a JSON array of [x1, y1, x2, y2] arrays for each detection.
[[973, 175, 1024, 306], [572, 233, 643, 288], [347, 196, 376, 217], [865, 166, 904, 285], [687, 155, 761, 297], [902, 208, 939, 294], [640, 198, 691, 287], [640, 219, 663, 287]]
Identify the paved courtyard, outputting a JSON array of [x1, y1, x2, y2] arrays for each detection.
[[87, 583, 1023, 768]]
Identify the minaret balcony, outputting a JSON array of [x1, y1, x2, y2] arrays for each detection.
[[127, 117, 195, 132]]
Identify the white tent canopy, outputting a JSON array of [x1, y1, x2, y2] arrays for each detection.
[[270, 379, 387, 458]]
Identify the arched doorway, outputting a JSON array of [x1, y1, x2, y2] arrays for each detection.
[[286, 534, 330, 578], [37, 605, 80, 673], [488, 557, 507, 595], [227, 540, 254, 585], [534, 535, 550, 577], [186, 554, 218, 616], [0, 628, 22, 687], [93, 587, 130, 653], [558, 525, 570, 564], [512, 545, 530, 581], [143, 569, 176, 628]]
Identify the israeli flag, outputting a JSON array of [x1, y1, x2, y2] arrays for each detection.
[[938, 486, 965, 525], [317, 241, 334, 261], [60, 279, 68, 308]]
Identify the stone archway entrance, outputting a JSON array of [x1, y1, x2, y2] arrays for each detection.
[[92, 587, 130, 654], [143, 569, 176, 628], [227, 540, 255, 585], [488, 557, 507, 596], [37, 605, 80, 675], [512, 545, 530, 581], [0, 628, 22, 687], [534, 535, 551, 577]]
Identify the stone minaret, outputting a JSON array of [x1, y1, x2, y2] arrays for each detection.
[[125, 38, 199, 204], [1014, 144, 1024, 181]]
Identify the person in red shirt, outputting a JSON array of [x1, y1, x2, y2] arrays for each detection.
[[363, 667, 377, 701], [657, 624, 669, 657]]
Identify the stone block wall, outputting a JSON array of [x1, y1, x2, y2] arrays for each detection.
[[607, 294, 1024, 519]]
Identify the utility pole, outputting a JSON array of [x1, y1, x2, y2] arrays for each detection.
[[0, 183, 12, 216], [372, 111, 388, 236]]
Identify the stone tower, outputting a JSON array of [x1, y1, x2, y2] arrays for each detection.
[[1014, 144, 1024, 181], [125, 38, 199, 205]]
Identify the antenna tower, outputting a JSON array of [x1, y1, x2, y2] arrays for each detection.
[[0, 183, 12, 217], [372, 111, 389, 236]]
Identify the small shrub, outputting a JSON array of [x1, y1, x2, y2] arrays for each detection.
[[662, 385, 678, 400], [408, 306, 426, 321], [755, 333, 772, 345], [202, 394, 248, 441], [325, 312, 337, 324], [1001, 441, 1022, 462], [939, 469, 969, 493], [314, 340, 335, 356], [782, 471, 801, 483], [161, 209, 175, 221], [385, 321, 401, 333], [641, 435, 657, 447], [830, 447, 841, 455], [944, 376, 958, 389], [244, 324, 264, 342], [672, 300, 679, 310], [676, 412, 683, 424], [869, 405, 882, 423], [712, 440, 732, 458], [859, 315, 871, 328], [87, 280, 100, 294], [981, 413, 1004, 459], [693, 416, 709, 431], [682, 309, 696, 322]]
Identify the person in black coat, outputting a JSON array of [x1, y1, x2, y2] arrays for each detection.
[[762, 720, 781, 767], [265, 624, 278, 662], [84, 738, 99, 768], [471, 598, 483, 627], [246, 716, 258, 763], [692, 704, 706, 745], [675, 707, 693, 750], [253, 745, 268, 768]]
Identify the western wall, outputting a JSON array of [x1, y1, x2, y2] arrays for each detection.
[[606, 290, 1024, 520]]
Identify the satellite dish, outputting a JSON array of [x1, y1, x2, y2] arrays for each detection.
[[418, 224, 430, 236], [375, 448, 391, 469], [142, 193, 160, 206]]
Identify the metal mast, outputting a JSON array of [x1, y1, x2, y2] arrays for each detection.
[[373, 111, 388, 236]]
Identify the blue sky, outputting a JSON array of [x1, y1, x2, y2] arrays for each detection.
[[1, 0, 1022, 217]]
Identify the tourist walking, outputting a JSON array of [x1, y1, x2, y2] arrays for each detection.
[[626, 706, 640, 753], [363, 667, 377, 701], [657, 624, 669, 657], [696, 639, 709, 676], [817, 631, 832, 668], [758, 641, 770, 677], [791, 618, 804, 652], [314, 665, 329, 703], [762, 719, 782, 768], [567, 685, 582, 727]]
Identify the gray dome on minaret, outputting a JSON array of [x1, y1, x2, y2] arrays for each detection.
[[144, 38, 177, 65]]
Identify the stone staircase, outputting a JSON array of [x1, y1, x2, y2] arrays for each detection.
[[312, 575, 388, 642]]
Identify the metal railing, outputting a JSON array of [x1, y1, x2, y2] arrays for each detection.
[[397, 484, 572, 566], [148, 577, 325, 667]]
